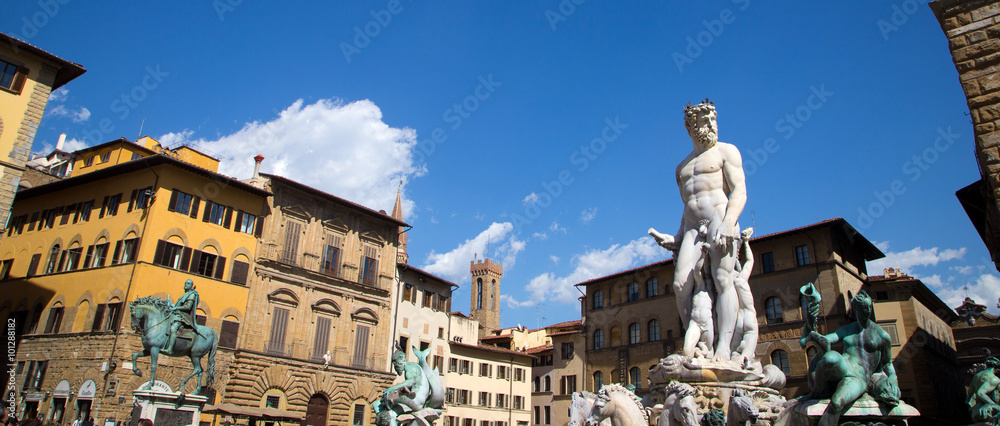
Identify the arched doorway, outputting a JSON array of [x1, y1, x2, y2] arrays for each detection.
[[301, 393, 328, 426]]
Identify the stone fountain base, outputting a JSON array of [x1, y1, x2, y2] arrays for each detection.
[[773, 396, 920, 426]]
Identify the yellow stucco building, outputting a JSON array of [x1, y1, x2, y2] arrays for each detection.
[[1, 138, 268, 423], [0, 32, 85, 227]]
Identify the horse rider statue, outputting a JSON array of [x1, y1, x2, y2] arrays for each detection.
[[167, 279, 203, 355]]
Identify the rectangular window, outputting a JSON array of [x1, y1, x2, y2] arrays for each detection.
[[446, 388, 455, 404], [403, 284, 413, 303], [235, 211, 256, 234], [795, 245, 810, 266], [565, 375, 577, 394], [205, 202, 227, 226], [84, 156, 95, 167], [322, 234, 341, 276], [63, 247, 82, 271], [449, 358, 458, 372], [104, 193, 123, 217], [0, 259, 12, 280], [168, 190, 196, 215], [281, 220, 302, 265], [878, 321, 900, 346], [361, 245, 378, 286], [514, 395, 524, 410], [544, 406, 551, 424], [423, 291, 434, 308], [43, 307, 63, 334], [438, 295, 450, 312], [496, 394, 507, 408], [460, 360, 470, 374], [561, 342, 574, 360], [0, 59, 27, 93], [153, 240, 184, 269], [89, 243, 109, 268], [79, 200, 93, 222], [267, 307, 289, 356], [312, 316, 332, 360], [220, 320, 239, 349], [479, 363, 490, 377], [59, 206, 73, 225], [100, 152, 111, 163], [352, 324, 371, 368], [497, 365, 507, 380], [44, 210, 57, 228], [230, 260, 250, 285], [352, 404, 366, 426], [117, 238, 138, 264], [131, 152, 143, 161], [22, 360, 47, 390], [27, 212, 38, 231], [92, 303, 123, 332], [761, 252, 775, 273], [479, 392, 490, 406]]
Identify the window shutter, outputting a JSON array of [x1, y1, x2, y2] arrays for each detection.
[[99, 196, 109, 218], [190, 250, 202, 274], [313, 316, 331, 359], [84, 246, 94, 268], [223, 207, 233, 229], [353, 324, 370, 367], [234, 211, 244, 233], [27, 212, 38, 231], [189, 196, 201, 218], [26, 254, 40, 277], [202, 202, 212, 222], [35, 361, 47, 389], [220, 320, 239, 349], [230, 261, 249, 285], [151, 240, 164, 266], [180, 247, 193, 271], [167, 190, 179, 212], [112, 240, 123, 265], [268, 307, 289, 352], [128, 190, 138, 212], [12, 66, 28, 93], [111, 303, 123, 330], [43, 309, 58, 334], [214, 256, 226, 280], [254, 215, 264, 237], [92, 304, 106, 332], [281, 221, 301, 264]]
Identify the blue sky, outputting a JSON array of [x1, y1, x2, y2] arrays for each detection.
[[5, 1, 998, 328]]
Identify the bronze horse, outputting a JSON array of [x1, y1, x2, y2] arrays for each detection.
[[128, 296, 218, 394]]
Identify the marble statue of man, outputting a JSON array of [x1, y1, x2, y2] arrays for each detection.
[[650, 100, 746, 361]]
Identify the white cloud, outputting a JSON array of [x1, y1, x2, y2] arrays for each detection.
[[580, 207, 598, 224], [49, 88, 68, 102], [513, 236, 666, 307], [156, 98, 422, 216], [549, 221, 566, 234], [532, 232, 548, 241], [421, 222, 526, 284], [522, 193, 539, 205], [951, 265, 974, 275], [33, 137, 88, 158], [934, 273, 1000, 315], [48, 104, 91, 123], [868, 246, 967, 275], [873, 240, 890, 252], [917, 274, 946, 288], [549, 255, 560, 265]]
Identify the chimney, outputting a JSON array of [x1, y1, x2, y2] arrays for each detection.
[[56, 133, 67, 151], [253, 155, 264, 178]]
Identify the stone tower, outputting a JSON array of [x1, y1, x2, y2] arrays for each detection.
[[391, 182, 408, 264], [469, 258, 502, 337]]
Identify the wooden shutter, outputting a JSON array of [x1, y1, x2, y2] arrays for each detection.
[[180, 247, 193, 271], [267, 307, 289, 353], [152, 240, 164, 266], [230, 261, 249, 285], [43, 308, 58, 334], [281, 221, 301, 264], [223, 207, 233, 228], [254, 215, 264, 237], [92, 304, 106, 331], [353, 324, 370, 367], [59, 206, 71, 225], [313, 316, 331, 359], [110, 303, 123, 330], [35, 361, 47, 389], [202, 202, 212, 222], [167, 190, 179, 212], [234, 211, 244, 233], [84, 246, 94, 268], [99, 196, 109, 218], [190, 250, 203, 274], [189, 196, 201, 218], [220, 320, 239, 349], [214, 256, 226, 280], [27, 212, 38, 231], [112, 240, 123, 265], [11, 66, 28, 93], [128, 190, 138, 212], [26, 254, 40, 277]]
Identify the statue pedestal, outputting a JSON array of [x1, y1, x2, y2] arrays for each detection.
[[131, 382, 208, 426], [775, 397, 920, 426]]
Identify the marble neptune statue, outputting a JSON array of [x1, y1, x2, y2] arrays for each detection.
[[649, 99, 750, 362]]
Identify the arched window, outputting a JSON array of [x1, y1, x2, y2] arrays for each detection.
[[477, 278, 483, 309], [771, 349, 790, 376], [765, 297, 783, 324], [627, 282, 640, 302], [491, 280, 496, 310], [533, 376, 540, 392], [646, 278, 658, 297], [543, 375, 551, 392], [593, 290, 604, 309], [593, 329, 604, 350], [628, 323, 640, 344], [45, 244, 61, 274], [648, 319, 660, 342], [629, 367, 641, 389], [593, 371, 604, 391]]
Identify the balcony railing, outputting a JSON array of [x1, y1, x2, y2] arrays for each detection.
[[264, 341, 292, 357]]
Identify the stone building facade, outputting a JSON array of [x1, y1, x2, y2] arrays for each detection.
[[526, 321, 584, 426], [0, 32, 85, 227], [931, 0, 1000, 271], [226, 172, 406, 425]]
